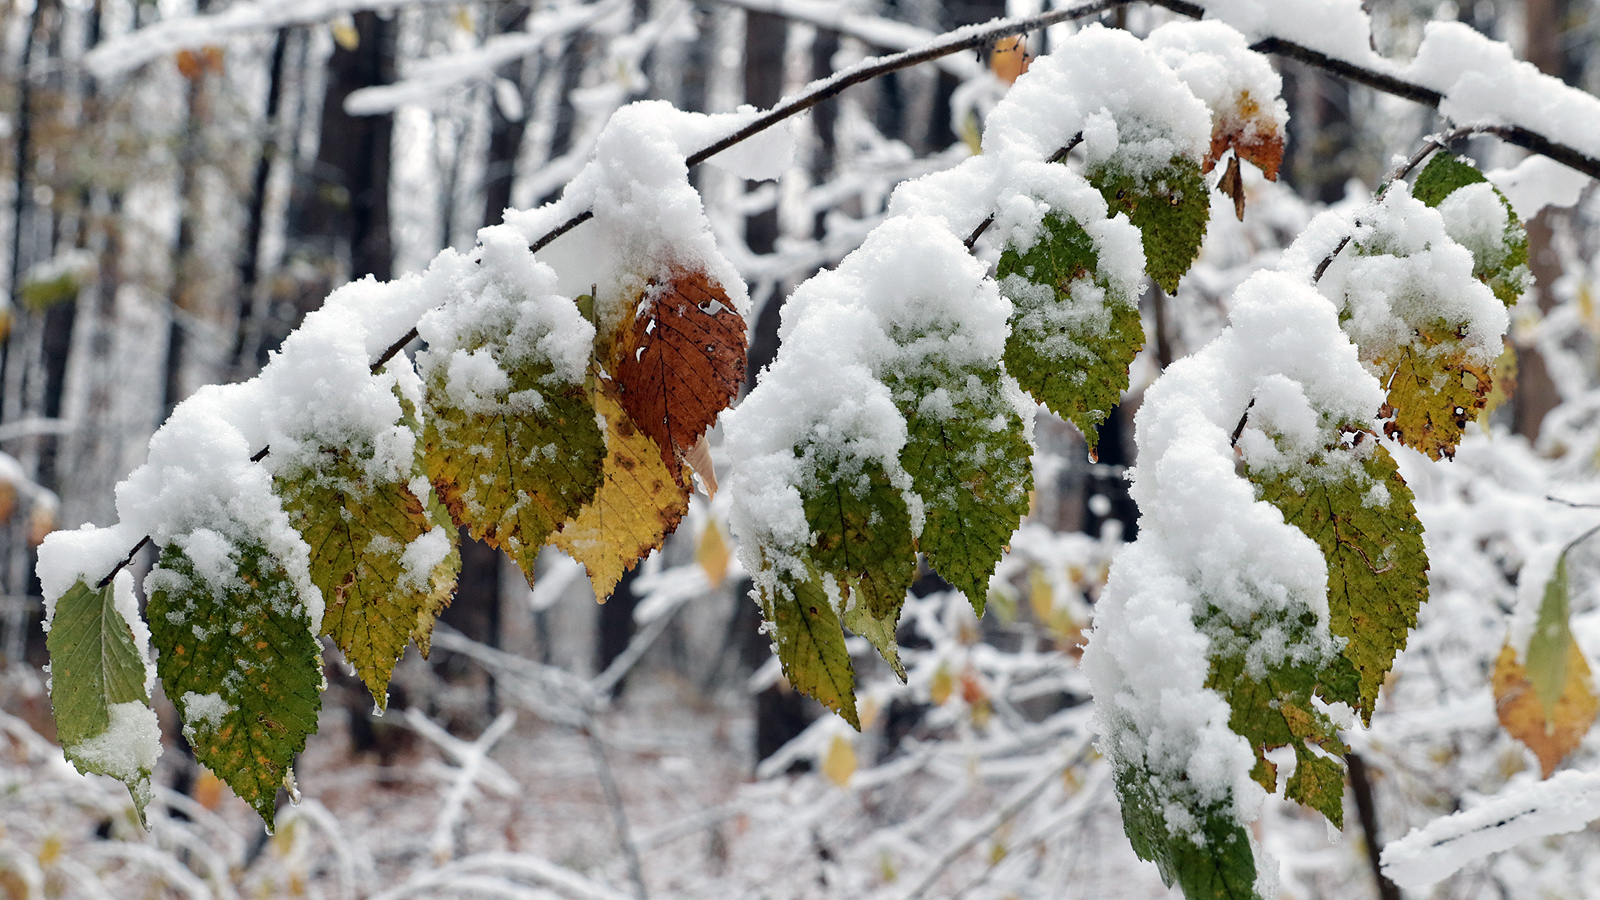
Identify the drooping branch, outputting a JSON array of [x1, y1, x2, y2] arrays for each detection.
[[91, 0, 1600, 590]]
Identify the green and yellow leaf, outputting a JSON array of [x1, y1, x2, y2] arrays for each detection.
[[1493, 639, 1598, 779], [1376, 322, 1493, 460], [47, 577, 159, 825], [1251, 444, 1429, 721], [998, 212, 1144, 453], [278, 392, 459, 706], [146, 539, 322, 829], [762, 568, 860, 728], [1115, 761, 1261, 900], [424, 356, 606, 581]]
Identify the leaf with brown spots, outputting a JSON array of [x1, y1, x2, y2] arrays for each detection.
[[613, 268, 746, 471], [1494, 555, 1600, 777], [553, 378, 691, 600], [1375, 321, 1493, 460], [145, 539, 322, 830]]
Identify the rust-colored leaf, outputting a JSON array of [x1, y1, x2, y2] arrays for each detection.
[[613, 268, 746, 473], [1205, 90, 1283, 181], [1493, 641, 1599, 778], [991, 36, 1031, 85]]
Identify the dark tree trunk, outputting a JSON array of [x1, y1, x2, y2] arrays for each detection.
[[230, 28, 290, 377]]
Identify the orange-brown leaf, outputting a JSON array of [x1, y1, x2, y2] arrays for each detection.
[[991, 36, 1031, 85], [1493, 641, 1599, 778], [1205, 90, 1283, 181], [614, 268, 746, 471]]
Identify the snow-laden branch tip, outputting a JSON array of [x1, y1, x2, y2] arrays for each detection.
[[84, 0, 468, 79], [1380, 769, 1600, 889]]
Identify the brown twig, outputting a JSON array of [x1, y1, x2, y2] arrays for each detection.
[[964, 134, 1083, 250]]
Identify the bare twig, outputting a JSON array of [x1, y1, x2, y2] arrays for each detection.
[[585, 727, 649, 900], [1229, 398, 1255, 448], [1346, 752, 1403, 900]]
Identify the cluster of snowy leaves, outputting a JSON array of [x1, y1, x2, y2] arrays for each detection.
[[37, 101, 758, 830], [34, 2, 1600, 897]]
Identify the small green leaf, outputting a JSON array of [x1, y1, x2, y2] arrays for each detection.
[[1528, 554, 1574, 718], [843, 603, 904, 680], [998, 213, 1144, 453], [1413, 152, 1530, 306], [800, 451, 916, 632], [424, 354, 606, 581], [1286, 746, 1347, 828], [1252, 444, 1428, 722], [1115, 761, 1261, 900], [1091, 155, 1210, 293], [47, 578, 159, 825], [885, 359, 1032, 616], [147, 539, 323, 830], [761, 568, 860, 729]]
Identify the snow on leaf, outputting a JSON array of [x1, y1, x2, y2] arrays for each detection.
[[1251, 444, 1428, 722], [423, 354, 605, 582], [146, 540, 322, 830], [1091, 155, 1210, 293], [1413, 153, 1530, 306], [1376, 321, 1493, 460], [1493, 638, 1598, 779], [612, 268, 746, 472], [1115, 762, 1262, 900], [552, 377, 690, 600], [47, 578, 159, 825], [762, 567, 860, 729], [277, 388, 459, 707], [999, 212, 1143, 454], [887, 359, 1031, 615]]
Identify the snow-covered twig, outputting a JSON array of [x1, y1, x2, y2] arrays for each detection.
[[406, 709, 519, 863], [584, 727, 648, 900]]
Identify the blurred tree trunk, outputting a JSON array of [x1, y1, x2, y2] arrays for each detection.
[[1511, 0, 1570, 442]]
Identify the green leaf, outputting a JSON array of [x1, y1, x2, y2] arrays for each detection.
[[1412, 152, 1529, 306], [146, 539, 323, 830], [424, 354, 606, 581], [761, 567, 860, 729], [998, 213, 1144, 454], [1115, 761, 1261, 900], [1203, 607, 1349, 830], [1251, 444, 1429, 722], [1091, 155, 1210, 293], [277, 388, 460, 708], [47, 578, 158, 826], [885, 359, 1032, 616], [1286, 746, 1347, 828], [843, 603, 904, 680], [799, 450, 916, 634], [1528, 554, 1574, 718]]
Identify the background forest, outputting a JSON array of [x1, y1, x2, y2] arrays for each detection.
[[5, 0, 1600, 898]]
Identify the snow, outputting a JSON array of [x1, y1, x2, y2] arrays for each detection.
[[1381, 769, 1600, 889], [1194, 0, 1387, 72], [1146, 20, 1288, 170], [180, 691, 232, 731], [504, 102, 754, 341], [1408, 21, 1600, 163], [1083, 268, 1383, 844], [67, 701, 161, 783], [1307, 183, 1508, 370], [1489, 155, 1592, 219], [982, 25, 1210, 179]]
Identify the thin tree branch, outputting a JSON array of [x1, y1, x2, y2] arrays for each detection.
[[1346, 751, 1403, 900], [585, 727, 649, 900]]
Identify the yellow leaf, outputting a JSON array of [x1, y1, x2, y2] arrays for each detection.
[[991, 36, 1030, 85], [330, 14, 359, 51], [1377, 322, 1493, 460], [552, 378, 690, 600], [929, 662, 954, 706], [1493, 640, 1599, 778], [453, 7, 474, 31], [697, 517, 731, 587], [822, 733, 856, 787]]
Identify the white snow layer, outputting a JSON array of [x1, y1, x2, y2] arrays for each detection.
[[505, 101, 756, 340], [67, 701, 161, 784], [1381, 769, 1600, 889], [1489, 155, 1591, 220]]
